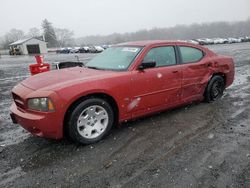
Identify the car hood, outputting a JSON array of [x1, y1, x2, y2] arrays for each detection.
[[21, 67, 117, 91]]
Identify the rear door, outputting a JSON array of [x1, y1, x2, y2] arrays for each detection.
[[178, 46, 210, 102], [130, 45, 182, 116]]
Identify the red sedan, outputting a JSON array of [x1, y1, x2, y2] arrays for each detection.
[[10, 41, 234, 144]]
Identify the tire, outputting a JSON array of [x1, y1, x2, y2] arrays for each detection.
[[204, 75, 225, 103], [67, 98, 114, 144]]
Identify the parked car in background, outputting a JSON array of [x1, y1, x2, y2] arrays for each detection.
[[196, 38, 213, 45], [48, 48, 60, 53], [213, 38, 228, 44], [51, 61, 84, 70], [70, 47, 80, 53], [101, 45, 110, 49], [227, 38, 238, 43], [213, 38, 222, 44], [186, 40, 199, 45], [195, 38, 206, 45], [49, 36, 249, 55], [58, 48, 72, 54], [89, 46, 104, 53], [242, 36, 250, 42], [88, 46, 97, 53], [79, 47, 90, 53], [237, 37, 244, 42], [10, 40, 235, 144], [94, 46, 104, 52]]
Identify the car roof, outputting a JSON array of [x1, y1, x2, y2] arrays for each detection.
[[115, 40, 213, 56], [116, 40, 198, 47]]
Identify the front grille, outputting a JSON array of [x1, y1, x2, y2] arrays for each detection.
[[12, 92, 25, 109]]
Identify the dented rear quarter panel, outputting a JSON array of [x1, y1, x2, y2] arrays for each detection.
[[209, 55, 235, 87]]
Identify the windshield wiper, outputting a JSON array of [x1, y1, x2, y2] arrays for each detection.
[[86, 66, 102, 70]]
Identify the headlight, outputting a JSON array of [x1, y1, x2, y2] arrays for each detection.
[[27, 98, 55, 112]]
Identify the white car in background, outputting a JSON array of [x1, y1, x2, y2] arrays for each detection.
[[88, 46, 104, 53], [79, 46, 90, 53], [196, 38, 213, 45], [213, 38, 228, 44], [227, 38, 239, 43], [186, 40, 199, 45], [94, 46, 104, 52], [70, 47, 81, 53]]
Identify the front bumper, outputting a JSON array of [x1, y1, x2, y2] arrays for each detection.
[[10, 102, 63, 139]]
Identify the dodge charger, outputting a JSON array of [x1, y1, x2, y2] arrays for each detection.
[[10, 41, 234, 144]]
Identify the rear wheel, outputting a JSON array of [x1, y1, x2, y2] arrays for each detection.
[[205, 75, 225, 102], [67, 98, 114, 144]]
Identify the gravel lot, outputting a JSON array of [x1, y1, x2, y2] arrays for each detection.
[[0, 43, 250, 188]]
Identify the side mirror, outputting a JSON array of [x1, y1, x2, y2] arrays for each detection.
[[138, 61, 156, 70]]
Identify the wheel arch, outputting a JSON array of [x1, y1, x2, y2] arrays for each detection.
[[204, 72, 226, 102], [63, 92, 119, 138], [211, 72, 226, 85], [204, 72, 226, 93]]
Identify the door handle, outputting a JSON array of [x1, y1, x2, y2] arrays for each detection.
[[172, 70, 179, 73]]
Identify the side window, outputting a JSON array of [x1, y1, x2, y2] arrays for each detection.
[[179, 46, 204, 63], [143, 46, 176, 67]]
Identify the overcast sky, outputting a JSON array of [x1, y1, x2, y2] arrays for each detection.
[[0, 0, 249, 37]]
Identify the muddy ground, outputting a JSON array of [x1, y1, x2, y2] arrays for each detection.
[[0, 43, 250, 188]]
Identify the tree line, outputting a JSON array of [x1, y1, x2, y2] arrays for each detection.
[[0, 18, 250, 49], [76, 18, 250, 45]]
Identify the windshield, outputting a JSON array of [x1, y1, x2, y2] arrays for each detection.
[[86, 46, 142, 71]]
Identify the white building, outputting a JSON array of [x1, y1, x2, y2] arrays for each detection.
[[9, 37, 47, 55]]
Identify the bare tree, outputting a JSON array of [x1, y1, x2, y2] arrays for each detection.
[[55, 28, 74, 47], [2, 29, 24, 49], [5, 29, 24, 41], [27, 27, 41, 38]]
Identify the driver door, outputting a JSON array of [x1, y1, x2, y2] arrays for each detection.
[[129, 46, 182, 117]]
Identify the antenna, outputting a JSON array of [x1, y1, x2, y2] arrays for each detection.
[[75, 55, 80, 62]]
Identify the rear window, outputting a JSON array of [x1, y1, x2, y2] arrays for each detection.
[[179, 46, 204, 63]]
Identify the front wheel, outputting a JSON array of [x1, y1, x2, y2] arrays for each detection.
[[67, 98, 114, 144], [204, 75, 225, 102]]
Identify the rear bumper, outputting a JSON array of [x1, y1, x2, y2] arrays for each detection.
[[10, 102, 63, 139], [225, 63, 235, 88]]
